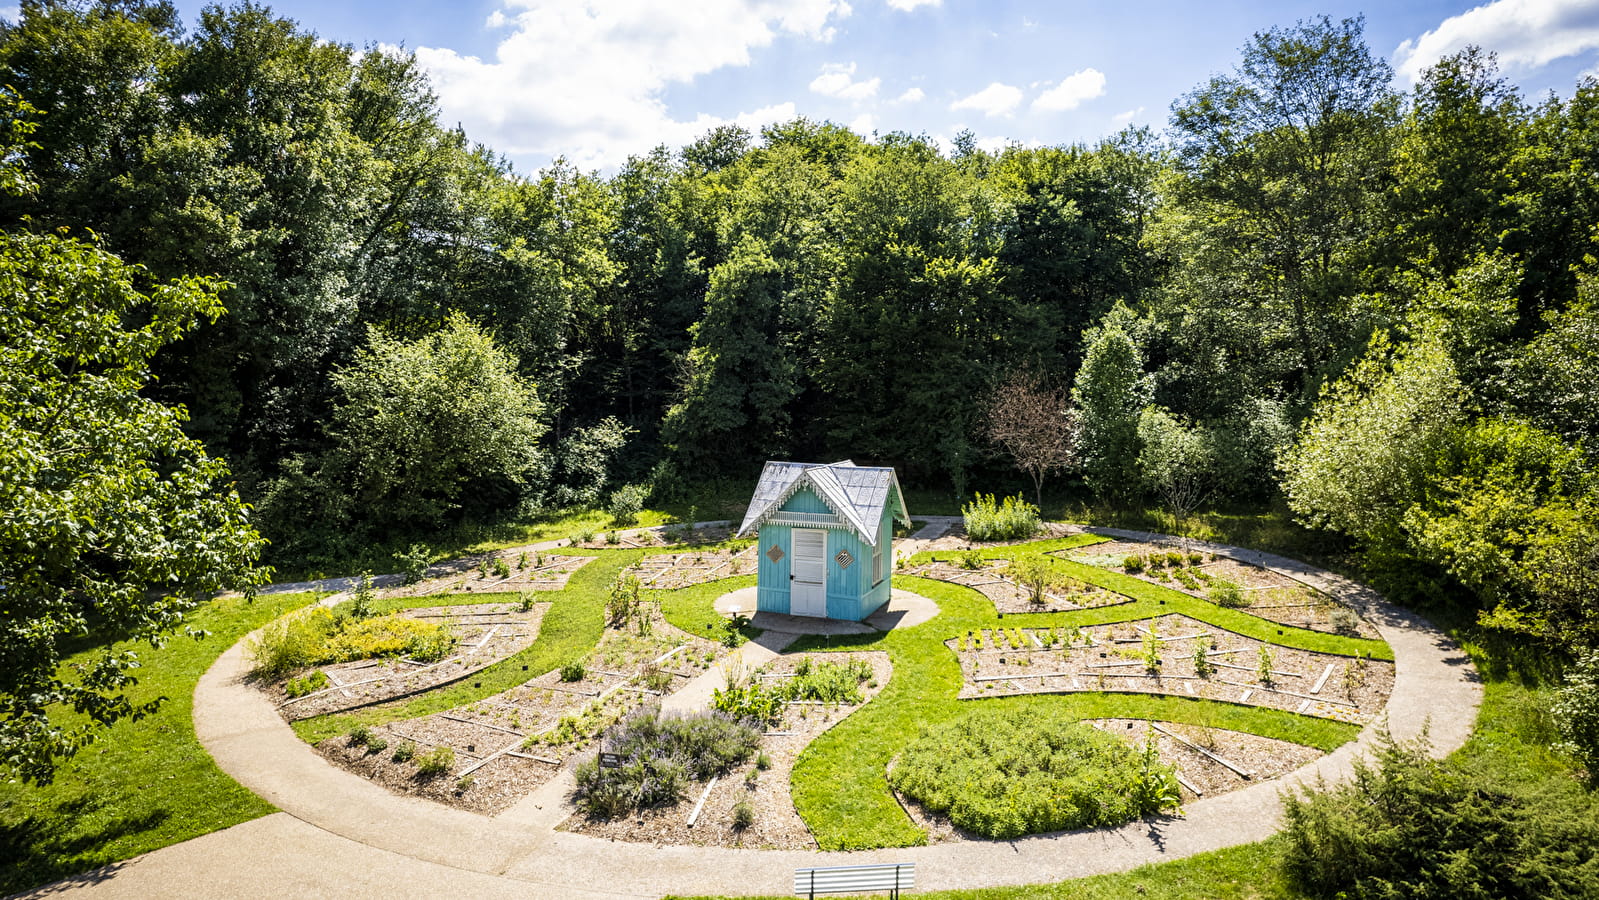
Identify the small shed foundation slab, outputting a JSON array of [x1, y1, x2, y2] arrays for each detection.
[[714, 586, 937, 635]]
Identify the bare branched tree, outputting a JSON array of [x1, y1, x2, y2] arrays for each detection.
[[987, 371, 1080, 508]]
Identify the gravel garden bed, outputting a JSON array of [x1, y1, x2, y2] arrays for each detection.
[[313, 604, 729, 814], [569, 523, 737, 550], [1067, 541, 1380, 639], [949, 614, 1392, 724], [623, 543, 760, 589], [378, 553, 595, 600], [270, 602, 550, 721], [559, 651, 892, 849], [903, 559, 1131, 614]]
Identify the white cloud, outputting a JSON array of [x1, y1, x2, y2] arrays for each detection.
[[1032, 68, 1106, 111], [950, 81, 1023, 117], [1111, 106, 1145, 127], [412, 0, 851, 170], [485, 9, 508, 28], [809, 62, 881, 100], [886, 0, 939, 10], [895, 86, 925, 103], [1394, 0, 1599, 85], [849, 112, 876, 134]]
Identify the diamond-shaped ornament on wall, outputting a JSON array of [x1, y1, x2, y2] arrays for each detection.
[[835, 548, 855, 569], [766, 545, 785, 563]]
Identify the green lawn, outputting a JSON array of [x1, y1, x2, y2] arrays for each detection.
[[672, 619, 1570, 900], [787, 566, 1366, 850], [0, 524, 1402, 895], [0, 591, 317, 895]]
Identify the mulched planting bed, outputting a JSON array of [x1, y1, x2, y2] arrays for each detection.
[[314, 604, 731, 814], [903, 559, 1131, 614], [559, 651, 892, 849], [271, 602, 550, 721], [1084, 717, 1324, 801], [378, 553, 595, 600], [1068, 541, 1380, 639], [915, 521, 1081, 555], [949, 614, 1393, 724], [570, 523, 736, 551], [624, 543, 760, 589]]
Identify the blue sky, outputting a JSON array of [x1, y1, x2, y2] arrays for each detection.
[[142, 0, 1599, 173]]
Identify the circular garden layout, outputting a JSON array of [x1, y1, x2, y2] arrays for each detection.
[[249, 522, 1394, 851]]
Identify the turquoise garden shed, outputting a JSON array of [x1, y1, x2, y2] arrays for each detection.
[[736, 461, 911, 621]]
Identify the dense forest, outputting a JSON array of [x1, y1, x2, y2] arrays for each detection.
[[6, 0, 1599, 810]]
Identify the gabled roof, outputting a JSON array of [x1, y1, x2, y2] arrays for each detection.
[[736, 460, 911, 544]]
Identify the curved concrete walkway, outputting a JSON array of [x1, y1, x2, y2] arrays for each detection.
[[28, 531, 1480, 900]]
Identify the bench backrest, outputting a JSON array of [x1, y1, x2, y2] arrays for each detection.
[[794, 863, 915, 897]]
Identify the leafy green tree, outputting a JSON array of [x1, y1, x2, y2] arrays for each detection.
[[1279, 334, 1463, 543], [1385, 47, 1524, 278], [1072, 305, 1149, 505], [262, 314, 546, 554], [1137, 406, 1214, 535], [1555, 651, 1599, 779], [1168, 14, 1396, 398], [0, 95, 268, 780]]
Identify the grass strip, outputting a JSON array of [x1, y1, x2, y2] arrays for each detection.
[[653, 574, 757, 643], [915, 540, 1391, 660], [0, 592, 318, 895], [293, 549, 644, 743], [789, 574, 1364, 850], [665, 838, 1303, 900]]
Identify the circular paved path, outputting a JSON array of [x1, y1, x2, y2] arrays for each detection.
[[25, 529, 1480, 900]]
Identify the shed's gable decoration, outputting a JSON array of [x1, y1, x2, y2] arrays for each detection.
[[736, 460, 910, 544]]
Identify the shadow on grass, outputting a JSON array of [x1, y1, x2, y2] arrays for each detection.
[[0, 793, 168, 895]]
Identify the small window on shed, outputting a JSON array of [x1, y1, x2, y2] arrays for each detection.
[[873, 538, 884, 584]]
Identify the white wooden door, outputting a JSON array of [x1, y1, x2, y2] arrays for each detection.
[[791, 529, 827, 617]]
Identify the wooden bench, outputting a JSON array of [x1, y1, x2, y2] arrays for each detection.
[[794, 863, 914, 899]]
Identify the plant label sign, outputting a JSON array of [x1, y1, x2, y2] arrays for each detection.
[[599, 752, 622, 768]]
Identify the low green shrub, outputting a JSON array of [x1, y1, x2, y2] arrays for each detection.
[[713, 659, 872, 725], [888, 706, 1180, 839], [573, 707, 759, 818], [347, 725, 372, 747], [710, 682, 787, 726], [1280, 731, 1599, 899], [1208, 579, 1247, 608], [732, 800, 755, 830], [608, 483, 648, 526], [391, 741, 416, 763], [284, 670, 329, 698], [1555, 650, 1599, 779], [248, 607, 456, 678], [962, 493, 1041, 542], [394, 543, 431, 585], [1123, 554, 1146, 574], [958, 547, 985, 570], [560, 661, 586, 682], [366, 737, 388, 753], [415, 746, 455, 777]]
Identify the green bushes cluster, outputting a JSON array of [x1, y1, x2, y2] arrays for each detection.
[[888, 706, 1180, 839], [608, 483, 649, 526], [247, 607, 456, 678], [1208, 579, 1247, 608], [711, 658, 873, 726], [1280, 731, 1599, 898], [284, 670, 329, 698], [962, 493, 1041, 542], [573, 707, 759, 819]]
